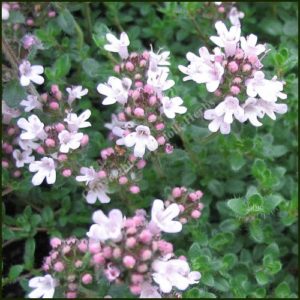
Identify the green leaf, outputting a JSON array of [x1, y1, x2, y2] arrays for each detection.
[[201, 272, 214, 287], [222, 253, 238, 270], [188, 242, 202, 259], [255, 270, 269, 285], [219, 218, 240, 232], [283, 20, 298, 37], [227, 198, 247, 216], [275, 282, 291, 298], [208, 232, 234, 251], [54, 54, 71, 78], [24, 238, 36, 270], [249, 219, 264, 243], [263, 254, 282, 275], [264, 243, 280, 258], [263, 195, 283, 213], [229, 152, 246, 171], [42, 206, 54, 223], [82, 58, 103, 78], [57, 9, 76, 35], [8, 265, 24, 281], [3, 80, 27, 108]]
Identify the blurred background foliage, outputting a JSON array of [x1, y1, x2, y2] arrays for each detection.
[[2, 2, 298, 298]]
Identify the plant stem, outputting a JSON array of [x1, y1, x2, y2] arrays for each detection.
[[83, 3, 93, 44]]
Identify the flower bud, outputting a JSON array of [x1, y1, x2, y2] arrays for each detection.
[[119, 176, 128, 185], [228, 61, 239, 73], [134, 107, 145, 117], [191, 210, 201, 219], [155, 123, 165, 131], [81, 274, 93, 285], [148, 114, 157, 123], [45, 138, 55, 148], [125, 61, 134, 72], [50, 237, 61, 248], [80, 134, 89, 147], [123, 255, 136, 268], [157, 136, 165, 145], [129, 185, 140, 194], [230, 85, 240, 95], [62, 169, 72, 177], [136, 159, 146, 169], [49, 102, 59, 110], [54, 262, 65, 272]]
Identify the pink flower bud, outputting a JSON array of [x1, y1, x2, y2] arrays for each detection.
[[126, 237, 137, 248], [242, 63, 252, 72], [54, 262, 65, 272], [132, 90, 140, 100], [118, 176, 128, 185], [45, 138, 55, 148], [41, 93, 48, 102], [49, 102, 59, 110], [55, 91, 62, 101], [50, 237, 61, 248], [80, 134, 89, 147], [144, 84, 153, 94], [118, 112, 126, 121], [123, 255, 136, 268], [114, 65, 120, 73], [230, 85, 240, 95], [93, 253, 105, 265], [130, 284, 142, 295], [66, 292, 77, 298], [148, 114, 157, 123], [77, 240, 88, 252], [82, 274, 93, 285], [129, 154, 137, 162], [5, 145, 13, 154], [129, 185, 140, 194], [139, 59, 147, 67], [126, 226, 137, 235], [98, 170, 107, 178], [214, 89, 222, 97], [134, 107, 145, 117], [148, 95, 157, 106], [135, 81, 143, 88], [57, 154, 67, 162], [139, 229, 153, 244], [51, 84, 60, 94], [137, 264, 148, 273], [89, 242, 101, 254], [157, 240, 173, 254], [140, 249, 152, 261], [218, 6, 225, 13], [55, 123, 65, 132], [131, 273, 144, 284], [233, 77, 242, 84], [13, 170, 21, 178], [75, 260, 83, 268], [195, 190, 204, 199], [188, 192, 198, 202], [7, 127, 16, 136], [113, 247, 122, 259], [136, 159, 146, 169], [125, 106, 132, 115], [36, 146, 45, 155], [26, 19, 34, 26], [248, 55, 258, 65], [155, 123, 165, 131], [125, 61, 135, 72], [157, 136, 166, 145], [228, 61, 239, 73], [62, 245, 71, 254], [62, 169, 72, 177], [179, 204, 185, 213], [48, 11, 56, 18], [198, 202, 205, 210], [165, 143, 173, 154], [172, 187, 182, 198], [191, 210, 201, 219], [103, 246, 112, 259], [178, 255, 187, 261], [143, 51, 150, 60], [235, 48, 244, 60]]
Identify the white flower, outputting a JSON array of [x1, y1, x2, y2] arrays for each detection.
[[97, 77, 132, 105], [18, 138, 40, 151], [210, 21, 241, 57], [256, 98, 288, 120], [28, 274, 56, 298], [178, 47, 224, 92], [147, 69, 175, 97], [76, 167, 98, 185], [140, 282, 162, 298], [2, 3, 9, 20], [124, 125, 158, 158], [58, 130, 83, 153], [214, 96, 244, 124], [150, 199, 182, 233], [64, 109, 91, 132], [2, 101, 21, 124], [161, 96, 187, 119], [13, 149, 35, 168], [246, 71, 287, 102], [19, 60, 44, 86], [240, 34, 266, 58], [152, 258, 201, 293], [17, 115, 47, 141], [228, 7, 245, 27], [86, 181, 110, 204], [104, 32, 130, 59], [148, 46, 170, 73], [204, 109, 231, 134], [20, 95, 43, 112], [87, 209, 123, 242], [66, 85, 88, 105], [29, 157, 56, 186], [240, 98, 264, 127]]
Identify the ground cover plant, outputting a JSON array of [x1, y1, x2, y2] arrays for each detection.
[[1, 1, 298, 298]]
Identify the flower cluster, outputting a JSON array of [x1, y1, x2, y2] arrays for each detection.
[[76, 32, 187, 203], [28, 189, 203, 298], [214, 2, 245, 26], [179, 21, 287, 134]]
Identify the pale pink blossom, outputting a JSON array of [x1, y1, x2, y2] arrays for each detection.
[[28, 275, 56, 298], [203, 109, 231, 134], [240, 97, 264, 127], [29, 157, 56, 186], [13, 149, 35, 168], [19, 60, 44, 86], [104, 32, 130, 59], [256, 98, 288, 120], [17, 114, 47, 141], [85, 181, 110, 204], [76, 167, 98, 185], [64, 109, 91, 132], [66, 86, 88, 105], [2, 101, 21, 124], [140, 282, 162, 298], [20, 95, 43, 112], [161, 97, 187, 119], [240, 34, 266, 58], [228, 7, 245, 27]]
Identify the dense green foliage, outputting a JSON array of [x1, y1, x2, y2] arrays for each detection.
[[2, 2, 298, 298]]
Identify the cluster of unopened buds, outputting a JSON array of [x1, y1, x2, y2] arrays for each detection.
[[28, 189, 203, 298], [76, 31, 188, 203], [179, 20, 288, 134]]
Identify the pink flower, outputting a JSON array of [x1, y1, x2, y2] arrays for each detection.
[[204, 109, 231, 134], [240, 34, 266, 58]]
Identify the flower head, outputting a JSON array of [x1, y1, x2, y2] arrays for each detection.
[[28, 274, 56, 298], [140, 282, 162, 298], [29, 157, 56, 186], [161, 97, 187, 119], [66, 86, 88, 106], [228, 7, 245, 27], [20, 95, 43, 112], [13, 149, 35, 168], [58, 130, 83, 153], [85, 181, 111, 204], [64, 109, 91, 132], [19, 60, 44, 86], [104, 32, 130, 59], [240, 34, 266, 58], [124, 125, 158, 158], [17, 115, 47, 141], [150, 199, 182, 233], [203, 109, 231, 134]]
